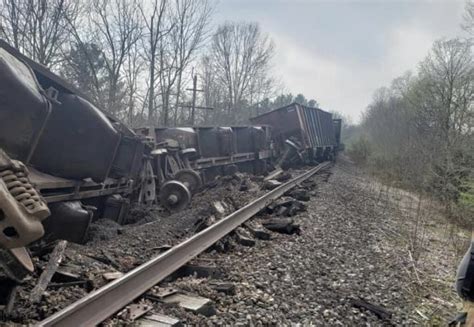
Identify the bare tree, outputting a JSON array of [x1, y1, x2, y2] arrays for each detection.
[[124, 41, 144, 125], [209, 22, 275, 122], [170, 0, 213, 125], [139, 0, 212, 126], [463, 0, 474, 36], [139, 0, 169, 124], [86, 0, 142, 115], [0, 0, 80, 67]]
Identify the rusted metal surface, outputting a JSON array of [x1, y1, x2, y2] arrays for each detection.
[[38, 162, 330, 326], [250, 103, 338, 156]]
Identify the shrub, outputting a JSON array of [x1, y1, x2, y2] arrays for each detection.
[[347, 136, 372, 164]]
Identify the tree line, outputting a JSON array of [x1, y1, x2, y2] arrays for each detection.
[[349, 2, 474, 221], [0, 0, 318, 127]]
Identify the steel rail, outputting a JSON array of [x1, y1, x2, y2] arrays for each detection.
[[38, 162, 330, 327]]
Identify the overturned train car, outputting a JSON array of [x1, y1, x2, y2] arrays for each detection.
[[250, 103, 342, 167], [134, 125, 273, 211], [0, 40, 146, 279]]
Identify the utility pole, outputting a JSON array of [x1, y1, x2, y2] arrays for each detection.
[[180, 74, 213, 126], [190, 75, 198, 125]]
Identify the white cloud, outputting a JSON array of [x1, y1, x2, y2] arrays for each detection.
[[272, 17, 464, 123], [215, 1, 466, 123], [273, 34, 377, 122]]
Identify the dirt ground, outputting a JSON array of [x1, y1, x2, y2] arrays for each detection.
[[2, 157, 467, 325]]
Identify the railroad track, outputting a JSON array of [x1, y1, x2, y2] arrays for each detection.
[[38, 162, 331, 326]]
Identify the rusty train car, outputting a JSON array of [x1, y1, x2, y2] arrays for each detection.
[[0, 39, 342, 280], [250, 103, 342, 166]]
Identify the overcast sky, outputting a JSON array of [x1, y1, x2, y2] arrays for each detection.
[[214, 0, 466, 122]]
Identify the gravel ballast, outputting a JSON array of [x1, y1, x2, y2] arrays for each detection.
[[151, 157, 463, 326], [3, 158, 464, 325]]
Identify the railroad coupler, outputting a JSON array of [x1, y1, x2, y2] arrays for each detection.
[[0, 149, 50, 280], [0, 149, 49, 250]]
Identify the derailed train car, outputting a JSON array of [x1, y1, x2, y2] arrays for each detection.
[[0, 39, 275, 279], [134, 125, 273, 211], [0, 39, 342, 281], [0, 40, 147, 279], [250, 103, 342, 166]]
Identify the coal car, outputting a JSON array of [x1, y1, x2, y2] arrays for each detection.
[[134, 125, 273, 211], [250, 103, 342, 166]]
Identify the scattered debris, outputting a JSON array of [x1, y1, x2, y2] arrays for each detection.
[[263, 179, 282, 190], [137, 313, 182, 327], [0, 278, 17, 317], [194, 215, 217, 233], [286, 188, 310, 201], [211, 237, 233, 253], [180, 261, 219, 279], [209, 281, 235, 295], [52, 269, 82, 283], [103, 271, 124, 281], [117, 255, 138, 270], [262, 218, 300, 235], [31, 240, 68, 303], [276, 171, 292, 182], [234, 227, 256, 246], [245, 224, 271, 240], [160, 292, 215, 317], [268, 197, 295, 212], [351, 298, 392, 320], [264, 168, 284, 181], [212, 201, 226, 218], [146, 244, 173, 255], [239, 180, 249, 191], [267, 197, 306, 217], [47, 281, 89, 289]]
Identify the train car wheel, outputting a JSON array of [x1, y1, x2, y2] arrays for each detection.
[[174, 169, 202, 194], [159, 180, 191, 212]]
